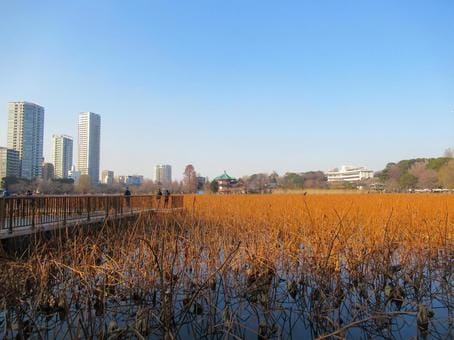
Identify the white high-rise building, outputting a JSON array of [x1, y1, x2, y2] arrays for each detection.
[[77, 112, 101, 184], [7, 101, 44, 179], [52, 135, 73, 179], [154, 164, 172, 184]]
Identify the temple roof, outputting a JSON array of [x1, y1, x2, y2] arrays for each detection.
[[214, 171, 235, 181]]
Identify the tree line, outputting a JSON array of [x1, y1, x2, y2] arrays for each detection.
[[2, 151, 454, 195], [375, 157, 454, 190]]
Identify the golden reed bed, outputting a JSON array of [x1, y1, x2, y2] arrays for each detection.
[[0, 194, 452, 339], [187, 194, 453, 263]]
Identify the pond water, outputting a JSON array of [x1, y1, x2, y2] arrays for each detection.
[[0, 248, 452, 339]]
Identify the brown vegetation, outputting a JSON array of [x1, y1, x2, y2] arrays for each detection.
[[0, 194, 452, 338]]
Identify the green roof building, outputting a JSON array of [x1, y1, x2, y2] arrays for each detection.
[[213, 171, 235, 181], [214, 171, 244, 194]]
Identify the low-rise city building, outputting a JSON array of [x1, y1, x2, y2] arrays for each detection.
[[101, 170, 114, 185], [118, 175, 144, 186], [326, 165, 374, 182], [0, 147, 20, 179], [197, 176, 207, 188], [68, 165, 81, 184]]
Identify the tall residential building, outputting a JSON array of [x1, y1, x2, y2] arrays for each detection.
[[0, 147, 20, 180], [101, 170, 114, 185], [77, 112, 101, 184], [7, 101, 44, 179], [154, 164, 172, 184], [52, 135, 73, 179]]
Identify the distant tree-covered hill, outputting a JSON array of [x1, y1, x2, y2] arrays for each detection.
[[375, 157, 454, 190]]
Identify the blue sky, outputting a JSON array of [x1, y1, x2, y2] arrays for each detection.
[[0, 1, 453, 180]]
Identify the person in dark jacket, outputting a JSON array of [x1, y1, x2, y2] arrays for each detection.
[[156, 188, 163, 208], [124, 187, 131, 208], [164, 189, 170, 208]]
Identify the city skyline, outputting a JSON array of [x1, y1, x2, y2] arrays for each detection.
[[0, 1, 453, 180]]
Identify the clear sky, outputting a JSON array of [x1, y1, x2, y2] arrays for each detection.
[[0, 1, 453, 180]]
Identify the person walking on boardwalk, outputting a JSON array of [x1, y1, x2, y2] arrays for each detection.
[[156, 188, 163, 209], [164, 189, 170, 208], [124, 187, 131, 208]]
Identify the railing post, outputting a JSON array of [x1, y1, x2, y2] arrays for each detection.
[[87, 196, 91, 221], [31, 197, 36, 229], [0, 198, 5, 231], [8, 199, 13, 234], [63, 196, 67, 226], [120, 196, 123, 216]]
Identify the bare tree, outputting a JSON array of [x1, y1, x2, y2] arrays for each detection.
[[302, 171, 327, 189], [8, 179, 37, 194], [408, 161, 438, 189], [384, 164, 402, 191], [438, 160, 454, 188], [170, 180, 183, 193], [135, 180, 159, 194], [444, 148, 454, 158], [38, 179, 74, 194], [75, 175, 91, 194], [183, 164, 197, 193]]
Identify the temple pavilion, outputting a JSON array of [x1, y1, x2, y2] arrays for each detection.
[[214, 171, 245, 194]]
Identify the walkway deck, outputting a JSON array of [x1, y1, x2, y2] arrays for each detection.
[[0, 194, 184, 240]]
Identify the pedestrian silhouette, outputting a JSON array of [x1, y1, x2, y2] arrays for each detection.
[[164, 189, 170, 208], [156, 188, 163, 209], [124, 187, 131, 208]]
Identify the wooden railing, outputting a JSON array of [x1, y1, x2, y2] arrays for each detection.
[[0, 194, 184, 234]]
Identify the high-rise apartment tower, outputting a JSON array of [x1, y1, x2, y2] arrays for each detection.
[[154, 164, 172, 184], [77, 112, 101, 184], [52, 135, 73, 179], [7, 101, 44, 179]]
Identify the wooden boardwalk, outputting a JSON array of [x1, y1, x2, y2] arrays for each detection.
[[0, 194, 184, 240]]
